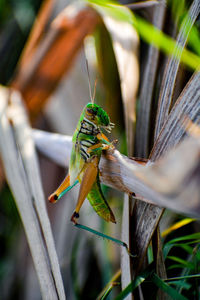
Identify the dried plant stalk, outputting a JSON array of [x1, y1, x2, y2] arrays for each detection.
[[0, 87, 65, 300]]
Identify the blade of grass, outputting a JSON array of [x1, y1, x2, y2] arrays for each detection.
[[168, 264, 187, 270], [166, 274, 200, 281], [163, 242, 200, 260], [167, 255, 194, 270], [115, 265, 153, 300], [179, 244, 194, 255], [167, 256, 195, 270], [151, 273, 188, 300], [163, 233, 200, 259], [97, 269, 121, 300], [166, 233, 200, 244], [167, 280, 191, 290], [162, 218, 195, 237]]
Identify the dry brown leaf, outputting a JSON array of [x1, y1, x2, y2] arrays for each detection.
[[154, 0, 200, 139], [135, 1, 166, 157], [12, 3, 99, 120], [102, 15, 139, 155]]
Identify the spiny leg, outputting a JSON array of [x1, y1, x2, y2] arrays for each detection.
[[71, 156, 99, 224]]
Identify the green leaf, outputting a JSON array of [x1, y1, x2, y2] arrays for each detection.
[[163, 244, 174, 260], [163, 242, 199, 260], [178, 244, 194, 255], [85, 0, 200, 71], [161, 218, 195, 238], [168, 280, 191, 290], [166, 274, 200, 281], [114, 267, 152, 300], [167, 264, 188, 271], [151, 273, 188, 300], [101, 283, 119, 300], [167, 256, 195, 270], [164, 242, 197, 260], [167, 233, 200, 244], [188, 25, 200, 56]]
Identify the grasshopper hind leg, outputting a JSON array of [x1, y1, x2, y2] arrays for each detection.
[[48, 174, 77, 203], [71, 156, 99, 224]]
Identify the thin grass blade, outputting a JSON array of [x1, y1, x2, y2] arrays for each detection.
[[151, 273, 188, 300]]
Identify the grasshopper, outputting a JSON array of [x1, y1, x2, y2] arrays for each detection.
[[48, 102, 116, 224]]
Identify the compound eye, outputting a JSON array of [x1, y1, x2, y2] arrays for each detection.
[[86, 108, 96, 115]]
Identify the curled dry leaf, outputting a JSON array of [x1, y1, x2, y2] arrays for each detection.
[[33, 129, 200, 218], [32, 129, 72, 167]]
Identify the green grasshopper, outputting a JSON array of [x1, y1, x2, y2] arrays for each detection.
[[48, 102, 116, 224], [48, 68, 135, 255]]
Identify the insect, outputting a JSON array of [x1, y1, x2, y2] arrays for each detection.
[[48, 66, 134, 255], [48, 102, 116, 224]]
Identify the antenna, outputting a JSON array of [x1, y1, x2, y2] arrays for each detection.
[[92, 78, 97, 103], [85, 58, 93, 103]]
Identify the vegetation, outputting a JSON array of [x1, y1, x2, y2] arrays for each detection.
[[0, 0, 199, 299]]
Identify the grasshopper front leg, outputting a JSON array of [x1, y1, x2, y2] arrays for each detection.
[[87, 133, 115, 154]]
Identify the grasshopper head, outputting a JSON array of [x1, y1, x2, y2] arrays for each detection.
[[85, 103, 114, 132]]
